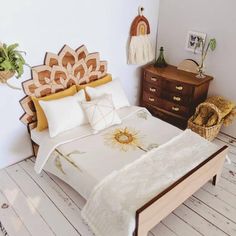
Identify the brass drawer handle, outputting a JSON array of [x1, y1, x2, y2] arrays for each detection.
[[150, 77, 157, 82], [172, 106, 180, 112], [176, 85, 183, 91], [149, 87, 156, 92], [149, 97, 155, 102], [173, 96, 181, 101]]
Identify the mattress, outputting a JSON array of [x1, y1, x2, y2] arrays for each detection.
[[31, 107, 182, 199]]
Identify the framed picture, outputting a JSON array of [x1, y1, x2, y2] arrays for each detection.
[[185, 31, 207, 53]]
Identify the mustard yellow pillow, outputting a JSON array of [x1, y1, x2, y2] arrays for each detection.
[[77, 74, 112, 91], [32, 85, 77, 131]]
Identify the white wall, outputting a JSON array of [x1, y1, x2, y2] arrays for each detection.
[[157, 0, 236, 137], [0, 0, 159, 168]]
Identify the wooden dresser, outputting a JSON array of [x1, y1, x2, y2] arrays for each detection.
[[140, 64, 213, 129]]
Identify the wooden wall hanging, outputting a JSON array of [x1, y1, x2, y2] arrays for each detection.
[[19, 45, 108, 130], [128, 6, 154, 65]]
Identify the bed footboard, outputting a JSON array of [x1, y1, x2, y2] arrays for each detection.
[[134, 145, 228, 236]]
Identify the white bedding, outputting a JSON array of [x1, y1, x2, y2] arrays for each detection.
[[31, 106, 225, 236], [32, 107, 225, 236], [82, 130, 220, 236], [32, 106, 181, 199]]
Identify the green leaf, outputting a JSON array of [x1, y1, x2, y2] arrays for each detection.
[[15, 51, 25, 64], [16, 63, 23, 78], [209, 38, 217, 51], [0, 60, 12, 70], [7, 43, 19, 52]]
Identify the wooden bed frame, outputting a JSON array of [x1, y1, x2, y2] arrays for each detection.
[[19, 45, 228, 236]]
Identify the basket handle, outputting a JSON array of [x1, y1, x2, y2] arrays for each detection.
[[195, 102, 222, 125]]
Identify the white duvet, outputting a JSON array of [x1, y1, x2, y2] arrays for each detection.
[[32, 106, 222, 236], [34, 106, 182, 199]]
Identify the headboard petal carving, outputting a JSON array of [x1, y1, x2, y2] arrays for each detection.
[[20, 44, 108, 128]]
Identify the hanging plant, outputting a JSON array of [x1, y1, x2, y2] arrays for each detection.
[[0, 42, 29, 89]]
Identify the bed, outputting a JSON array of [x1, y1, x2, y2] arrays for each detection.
[[19, 45, 228, 236]]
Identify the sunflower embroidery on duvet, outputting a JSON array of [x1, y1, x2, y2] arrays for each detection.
[[104, 127, 159, 153]]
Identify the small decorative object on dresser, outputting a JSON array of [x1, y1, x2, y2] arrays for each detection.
[[140, 64, 213, 129], [154, 46, 168, 68], [194, 38, 217, 79], [177, 59, 198, 74]]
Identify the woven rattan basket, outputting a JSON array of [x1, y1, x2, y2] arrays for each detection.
[[0, 70, 15, 83], [188, 102, 223, 141]]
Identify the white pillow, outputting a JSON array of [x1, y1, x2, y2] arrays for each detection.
[[81, 94, 121, 133], [39, 90, 87, 138], [85, 79, 130, 109]]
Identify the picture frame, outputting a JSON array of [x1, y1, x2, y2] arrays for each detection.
[[185, 31, 207, 53]]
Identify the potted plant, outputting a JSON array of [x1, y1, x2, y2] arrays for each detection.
[[0, 42, 27, 84], [194, 38, 216, 78]]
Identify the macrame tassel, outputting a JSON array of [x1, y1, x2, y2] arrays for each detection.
[[128, 35, 154, 64], [128, 6, 154, 65]]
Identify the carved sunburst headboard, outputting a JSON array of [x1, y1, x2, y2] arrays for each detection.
[[19, 44, 108, 130]]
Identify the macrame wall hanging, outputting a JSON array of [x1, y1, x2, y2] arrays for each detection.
[[128, 6, 154, 65]]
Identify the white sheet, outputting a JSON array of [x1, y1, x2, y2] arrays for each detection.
[[34, 106, 182, 199]]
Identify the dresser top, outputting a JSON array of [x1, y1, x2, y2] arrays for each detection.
[[144, 65, 214, 86]]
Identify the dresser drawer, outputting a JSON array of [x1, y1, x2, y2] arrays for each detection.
[[142, 91, 161, 106], [143, 103, 187, 129], [163, 80, 193, 96], [143, 82, 161, 97], [159, 99, 189, 117], [162, 90, 191, 106], [143, 91, 189, 117], [144, 72, 162, 86]]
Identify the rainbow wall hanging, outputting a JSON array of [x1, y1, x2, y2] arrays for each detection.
[[128, 7, 154, 64]]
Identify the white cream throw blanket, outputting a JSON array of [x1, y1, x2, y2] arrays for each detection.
[[81, 130, 220, 236]]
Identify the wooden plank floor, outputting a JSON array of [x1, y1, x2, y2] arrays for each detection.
[[0, 132, 236, 236]]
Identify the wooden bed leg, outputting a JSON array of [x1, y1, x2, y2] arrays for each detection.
[[212, 171, 223, 186], [136, 228, 148, 236], [212, 160, 224, 186], [212, 175, 217, 186]]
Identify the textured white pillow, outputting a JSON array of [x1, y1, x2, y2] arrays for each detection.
[[81, 94, 121, 133], [39, 90, 87, 137], [85, 79, 130, 109]]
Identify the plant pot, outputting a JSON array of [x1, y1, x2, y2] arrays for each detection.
[[0, 70, 15, 83]]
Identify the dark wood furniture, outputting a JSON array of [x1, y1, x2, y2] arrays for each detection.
[[140, 64, 214, 129]]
